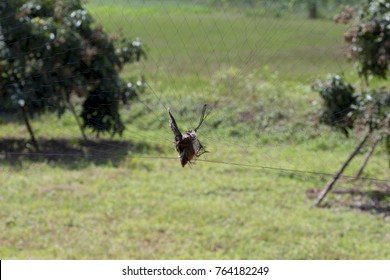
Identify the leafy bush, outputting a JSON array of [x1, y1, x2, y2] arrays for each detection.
[[355, 88, 390, 131], [314, 73, 390, 136], [336, 0, 390, 79], [313, 74, 358, 136]]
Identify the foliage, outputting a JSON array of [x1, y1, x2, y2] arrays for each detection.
[[336, 0, 390, 79], [0, 0, 146, 136], [313, 74, 358, 136], [355, 88, 390, 131], [315, 0, 390, 162], [314, 73, 390, 139]]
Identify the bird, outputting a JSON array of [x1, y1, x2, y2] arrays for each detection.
[[168, 104, 209, 167]]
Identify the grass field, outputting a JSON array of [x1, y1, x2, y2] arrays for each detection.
[[88, 1, 349, 82], [0, 1, 389, 259]]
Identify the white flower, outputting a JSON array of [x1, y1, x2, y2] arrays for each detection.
[[18, 99, 25, 107], [132, 39, 142, 47]]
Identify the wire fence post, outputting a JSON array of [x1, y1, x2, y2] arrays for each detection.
[[315, 131, 371, 206]]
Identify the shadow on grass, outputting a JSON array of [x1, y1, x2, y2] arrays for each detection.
[[307, 183, 390, 216], [0, 137, 162, 169]]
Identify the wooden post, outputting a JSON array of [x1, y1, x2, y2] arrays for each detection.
[[354, 136, 381, 180], [315, 131, 371, 206], [20, 104, 40, 152]]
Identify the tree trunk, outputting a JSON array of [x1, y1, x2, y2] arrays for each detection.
[[315, 131, 371, 206], [308, 0, 317, 19], [354, 136, 381, 180], [68, 101, 88, 141], [20, 105, 40, 152]]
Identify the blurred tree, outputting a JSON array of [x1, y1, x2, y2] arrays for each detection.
[[0, 0, 146, 146], [307, 0, 318, 18]]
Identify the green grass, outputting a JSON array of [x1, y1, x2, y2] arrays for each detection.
[[88, 2, 350, 83], [0, 1, 389, 259]]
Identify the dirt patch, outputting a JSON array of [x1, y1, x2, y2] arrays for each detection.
[[306, 182, 390, 216]]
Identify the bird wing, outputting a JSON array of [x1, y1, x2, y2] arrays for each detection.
[[194, 104, 208, 132], [168, 109, 182, 141]]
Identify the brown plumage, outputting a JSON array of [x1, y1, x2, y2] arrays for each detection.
[[168, 104, 208, 167]]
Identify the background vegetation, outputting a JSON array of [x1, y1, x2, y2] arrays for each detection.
[[0, 0, 389, 259]]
